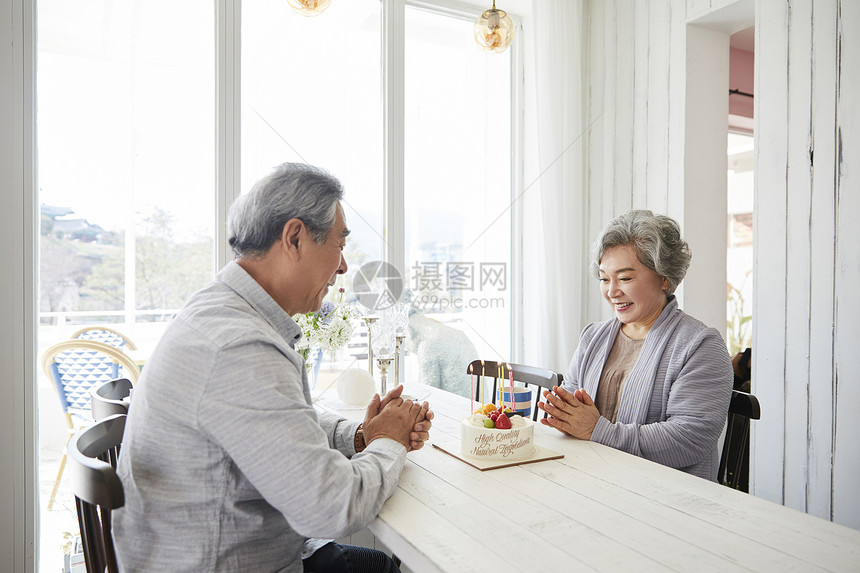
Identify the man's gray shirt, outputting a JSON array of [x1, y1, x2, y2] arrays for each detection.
[[114, 261, 406, 572]]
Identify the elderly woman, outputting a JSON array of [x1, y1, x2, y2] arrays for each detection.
[[538, 210, 732, 481]]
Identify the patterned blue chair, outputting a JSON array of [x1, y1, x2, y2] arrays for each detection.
[[72, 326, 138, 351], [41, 339, 140, 510]]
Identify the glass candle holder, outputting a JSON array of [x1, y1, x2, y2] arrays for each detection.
[[362, 316, 379, 376]]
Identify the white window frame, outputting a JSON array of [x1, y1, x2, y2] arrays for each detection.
[[216, 0, 525, 358], [216, 0, 243, 270], [6, 0, 38, 567]]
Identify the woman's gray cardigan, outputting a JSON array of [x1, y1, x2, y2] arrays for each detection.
[[563, 297, 733, 481]]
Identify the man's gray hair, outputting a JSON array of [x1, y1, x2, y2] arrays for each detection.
[[591, 209, 692, 296], [227, 163, 343, 258]]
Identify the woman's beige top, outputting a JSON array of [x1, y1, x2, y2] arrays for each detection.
[[595, 329, 645, 423]]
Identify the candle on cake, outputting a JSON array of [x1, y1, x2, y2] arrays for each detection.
[[469, 363, 474, 415], [480, 360, 486, 409]]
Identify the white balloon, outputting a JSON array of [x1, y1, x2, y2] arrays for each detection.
[[336, 368, 376, 406]]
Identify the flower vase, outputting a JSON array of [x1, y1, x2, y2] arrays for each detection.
[[329, 346, 345, 370]]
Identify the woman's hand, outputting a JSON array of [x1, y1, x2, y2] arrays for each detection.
[[538, 386, 600, 440]]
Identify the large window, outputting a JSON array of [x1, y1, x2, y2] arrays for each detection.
[[37, 0, 216, 569], [35, 0, 517, 568], [242, 1, 516, 390], [242, 0, 384, 295], [404, 5, 512, 361], [38, 0, 217, 331]]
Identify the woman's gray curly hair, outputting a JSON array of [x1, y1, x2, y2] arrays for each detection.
[[591, 209, 692, 296]]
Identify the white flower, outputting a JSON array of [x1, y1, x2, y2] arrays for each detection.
[[320, 316, 353, 353], [292, 290, 358, 359]]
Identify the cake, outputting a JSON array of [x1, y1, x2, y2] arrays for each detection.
[[460, 405, 536, 461]]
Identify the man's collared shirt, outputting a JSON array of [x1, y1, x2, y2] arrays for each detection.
[[114, 261, 405, 572]]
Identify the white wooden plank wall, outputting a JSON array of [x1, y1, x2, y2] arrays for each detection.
[[832, 0, 860, 529], [632, 0, 649, 209], [613, 0, 635, 216], [583, 0, 606, 324], [665, 0, 688, 229], [600, 0, 618, 266], [807, 0, 837, 522], [751, 0, 860, 528], [782, 0, 814, 512], [686, 0, 712, 21], [751, 0, 789, 509], [646, 0, 671, 212], [687, 0, 744, 21], [583, 0, 689, 326]]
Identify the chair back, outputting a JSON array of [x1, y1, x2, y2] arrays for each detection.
[[72, 326, 138, 351], [91, 378, 133, 421], [68, 414, 126, 573], [718, 390, 761, 490], [42, 340, 140, 421], [466, 359, 563, 421]]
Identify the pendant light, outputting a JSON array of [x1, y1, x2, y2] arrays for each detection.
[[287, 0, 333, 17], [474, 1, 514, 53]]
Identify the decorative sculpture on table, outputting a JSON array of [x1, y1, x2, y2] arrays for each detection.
[[405, 307, 476, 398], [394, 335, 405, 387], [371, 321, 395, 394], [362, 315, 379, 376], [386, 302, 409, 387]]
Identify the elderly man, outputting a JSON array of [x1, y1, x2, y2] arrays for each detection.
[[114, 163, 432, 572]]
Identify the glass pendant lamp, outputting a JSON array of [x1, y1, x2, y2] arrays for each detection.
[[474, 1, 514, 53], [287, 0, 333, 17]]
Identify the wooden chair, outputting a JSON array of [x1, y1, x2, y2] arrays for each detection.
[[68, 414, 126, 573], [91, 378, 133, 421], [72, 326, 138, 351], [41, 339, 140, 510], [718, 390, 761, 491], [466, 360, 563, 421]]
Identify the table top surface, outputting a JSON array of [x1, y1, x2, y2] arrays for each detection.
[[314, 383, 860, 573]]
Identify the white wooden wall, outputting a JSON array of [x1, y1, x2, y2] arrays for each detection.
[[753, 0, 860, 527], [583, 0, 735, 333], [583, 0, 860, 529], [583, 0, 698, 326]]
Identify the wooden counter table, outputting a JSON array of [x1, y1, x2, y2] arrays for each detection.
[[314, 384, 860, 572]]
